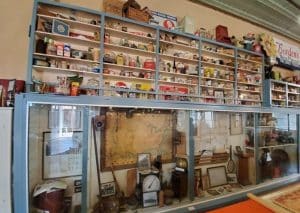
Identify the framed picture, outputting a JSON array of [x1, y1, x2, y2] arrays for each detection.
[[227, 173, 238, 184], [52, 19, 69, 36], [214, 90, 224, 104], [207, 166, 228, 188], [137, 153, 151, 171], [101, 181, 116, 197], [230, 113, 243, 135], [43, 131, 82, 179], [143, 191, 158, 207]]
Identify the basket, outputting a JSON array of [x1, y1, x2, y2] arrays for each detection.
[[125, 7, 150, 23], [103, 0, 125, 17]]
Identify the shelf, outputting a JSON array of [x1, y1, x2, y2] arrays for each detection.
[[288, 100, 300, 103], [103, 63, 155, 72], [238, 82, 262, 87], [201, 76, 235, 83], [238, 68, 262, 74], [160, 40, 198, 51], [105, 43, 155, 56], [201, 49, 234, 58], [37, 14, 100, 31], [33, 65, 99, 75], [200, 85, 233, 90], [272, 89, 286, 93], [288, 92, 300, 95], [105, 27, 155, 41], [103, 74, 154, 82], [34, 53, 100, 64], [200, 95, 233, 100], [35, 31, 100, 47], [160, 71, 199, 78], [159, 80, 197, 86], [259, 143, 296, 149], [272, 98, 286, 102], [257, 126, 276, 128], [238, 98, 261, 102], [159, 54, 199, 63], [201, 61, 235, 69], [237, 89, 261, 94], [245, 146, 254, 150], [237, 57, 262, 64]]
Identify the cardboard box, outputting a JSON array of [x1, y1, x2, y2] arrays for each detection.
[[149, 11, 177, 30]]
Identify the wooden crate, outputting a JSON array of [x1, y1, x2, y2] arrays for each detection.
[[125, 7, 150, 23], [194, 153, 229, 166], [103, 0, 125, 17]]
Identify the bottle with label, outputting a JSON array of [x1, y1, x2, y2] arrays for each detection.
[[136, 56, 141, 68]]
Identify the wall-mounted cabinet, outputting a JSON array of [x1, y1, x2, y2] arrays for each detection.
[[28, 0, 264, 107], [265, 79, 300, 108]]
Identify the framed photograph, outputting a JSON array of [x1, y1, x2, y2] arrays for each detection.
[[207, 166, 228, 188], [230, 113, 243, 135], [101, 181, 116, 197], [48, 108, 82, 129], [137, 153, 151, 171], [143, 191, 158, 207], [43, 131, 82, 179]]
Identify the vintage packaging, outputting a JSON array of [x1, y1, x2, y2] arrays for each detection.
[[149, 11, 177, 30]]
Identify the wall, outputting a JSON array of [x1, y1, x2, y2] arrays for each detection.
[[0, 0, 299, 80]]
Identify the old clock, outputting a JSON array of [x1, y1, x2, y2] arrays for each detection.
[[140, 172, 160, 207]]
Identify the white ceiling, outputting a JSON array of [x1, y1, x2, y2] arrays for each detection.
[[192, 0, 300, 42]]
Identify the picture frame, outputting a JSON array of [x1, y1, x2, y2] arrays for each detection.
[[207, 166, 228, 188], [214, 90, 224, 104], [143, 191, 158, 207], [227, 173, 238, 184], [101, 181, 116, 197], [43, 131, 82, 179], [230, 113, 243, 135], [137, 153, 151, 171]]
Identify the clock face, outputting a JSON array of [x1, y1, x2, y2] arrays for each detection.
[[142, 174, 160, 192]]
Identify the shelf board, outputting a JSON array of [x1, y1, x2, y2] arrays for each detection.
[[272, 89, 286, 93], [103, 63, 155, 72], [105, 27, 156, 41], [201, 61, 235, 69], [288, 100, 300, 103], [245, 146, 254, 150], [159, 54, 199, 63], [103, 74, 154, 82], [200, 85, 233, 90], [237, 57, 262, 64], [159, 80, 197, 86], [237, 89, 261, 94], [272, 98, 286, 101], [200, 95, 233, 100], [37, 14, 100, 30], [238, 82, 262, 87], [201, 76, 235, 83], [34, 53, 100, 64], [105, 43, 155, 55], [258, 126, 276, 128], [35, 31, 100, 46], [238, 98, 261, 102], [259, 143, 296, 149], [288, 92, 300, 95], [160, 39, 198, 51], [201, 49, 234, 58], [32, 65, 100, 75], [160, 71, 199, 78], [238, 68, 262, 74]]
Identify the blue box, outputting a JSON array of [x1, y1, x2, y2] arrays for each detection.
[[52, 19, 69, 36]]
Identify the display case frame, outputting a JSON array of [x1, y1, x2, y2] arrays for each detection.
[[13, 93, 300, 213]]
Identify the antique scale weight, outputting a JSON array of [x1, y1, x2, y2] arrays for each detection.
[[140, 171, 161, 207]]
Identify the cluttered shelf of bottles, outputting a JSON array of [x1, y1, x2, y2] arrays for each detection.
[[30, 1, 265, 106], [28, 104, 298, 212]]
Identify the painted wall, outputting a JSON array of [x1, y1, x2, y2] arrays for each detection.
[[0, 0, 299, 80]]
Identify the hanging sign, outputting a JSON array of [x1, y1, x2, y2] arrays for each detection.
[[274, 38, 300, 70]]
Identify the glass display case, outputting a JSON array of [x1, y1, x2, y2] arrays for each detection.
[[13, 94, 300, 213]]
